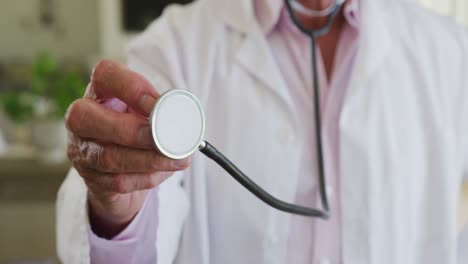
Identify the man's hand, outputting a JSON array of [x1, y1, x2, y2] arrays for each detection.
[[65, 60, 190, 238]]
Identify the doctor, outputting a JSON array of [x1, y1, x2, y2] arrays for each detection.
[[57, 0, 468, 263]]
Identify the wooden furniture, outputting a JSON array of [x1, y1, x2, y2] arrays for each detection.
[[0, 157, 69, 263]]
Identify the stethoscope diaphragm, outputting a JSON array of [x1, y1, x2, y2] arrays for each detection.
[[149, 89, 205, 160]]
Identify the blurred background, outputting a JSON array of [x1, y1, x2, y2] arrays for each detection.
[[0, 0, 466, 263]]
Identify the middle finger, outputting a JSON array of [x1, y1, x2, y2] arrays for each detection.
[[69, 139, 191, 174]]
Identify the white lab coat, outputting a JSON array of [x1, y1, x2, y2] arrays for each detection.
[[56, 0, 468, 263]]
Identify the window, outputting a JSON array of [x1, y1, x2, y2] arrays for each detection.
[[122, 0, 193, 32]]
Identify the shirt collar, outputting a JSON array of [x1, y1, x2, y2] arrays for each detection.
[[254, 0, 361, 34]]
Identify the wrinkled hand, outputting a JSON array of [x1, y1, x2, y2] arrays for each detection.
[[66, 60, 190, 238]]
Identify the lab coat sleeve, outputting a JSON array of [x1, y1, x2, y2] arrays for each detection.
[[126, 19, 191, 263], [57, 161, 188, 263], [56, 28, 191, 264], [460, 29, 468, 182], [57, 88, 189, 264], [464, 56, 468, 182], [459, 27, 468, 181], [57, 4, 196, 263], [56, 168, 92, 264], [87, 187, 158, 264], [458, 27, 468, 264]]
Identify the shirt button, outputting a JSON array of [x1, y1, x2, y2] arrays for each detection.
[[320, 258, 331, 264]]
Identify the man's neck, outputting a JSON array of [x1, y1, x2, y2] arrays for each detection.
[[293, 1, 347, 81], [294, 0, 346, 31]]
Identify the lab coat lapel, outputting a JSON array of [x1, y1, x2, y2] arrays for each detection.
[[339, 0, 393, 262], [235, 33, 297, 116], [209, 0, 300, 195], [345, 0, 392, 102], [209, 0, 297, 117]]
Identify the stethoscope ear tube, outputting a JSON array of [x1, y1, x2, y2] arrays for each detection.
[[200, 140, 330, 219]]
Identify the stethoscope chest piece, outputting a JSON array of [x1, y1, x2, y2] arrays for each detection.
[[149, 89, 205, 160]]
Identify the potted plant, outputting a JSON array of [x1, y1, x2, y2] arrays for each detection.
[[0, 90, 34, 153], [0, 51, 86, 161]]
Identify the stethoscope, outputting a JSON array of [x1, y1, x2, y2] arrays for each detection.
[[149, 0, 345, 219]]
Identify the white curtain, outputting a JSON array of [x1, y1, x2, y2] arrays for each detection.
[[417, 0, 468, 26]]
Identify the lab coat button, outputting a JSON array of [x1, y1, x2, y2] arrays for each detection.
[[271, 236, 279, 244], [267, 234, 279, 244], [326, 186, 334, 199], [278, 129, 294, 145]]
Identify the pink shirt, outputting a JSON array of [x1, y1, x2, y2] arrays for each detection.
[[258, 1, 360, 263], [88, 1, 360, 263]]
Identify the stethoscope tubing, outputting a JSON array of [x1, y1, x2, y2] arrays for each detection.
[[200, 141, 330, 218], [196, 1, 344, 219]]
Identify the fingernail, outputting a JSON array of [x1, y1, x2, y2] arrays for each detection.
[[139, 94, 157, 115], [173, 157, 191, 168], [137, 126, 154, 147]]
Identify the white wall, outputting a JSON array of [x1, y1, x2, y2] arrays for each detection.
[[0, 0, 100, 62], [417, 0, 468, 26], [98, 0, 136, 61]]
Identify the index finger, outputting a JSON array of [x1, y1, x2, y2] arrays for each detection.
[[87, 60, 159, 116]]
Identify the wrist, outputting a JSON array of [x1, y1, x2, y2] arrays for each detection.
[[87, 191, 146, 238]]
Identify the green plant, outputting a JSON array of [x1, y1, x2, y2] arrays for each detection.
[[30, 51, 86, 119], [0, 51, 86, 123], [0, 92, 34, 123]]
